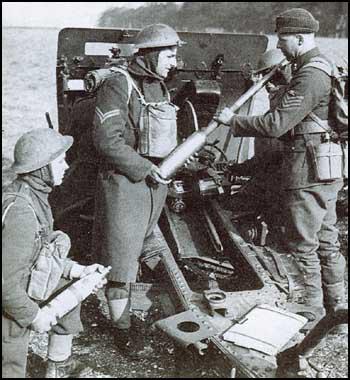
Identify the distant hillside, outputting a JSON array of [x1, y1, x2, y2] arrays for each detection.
[[98, 2, 348, 37]]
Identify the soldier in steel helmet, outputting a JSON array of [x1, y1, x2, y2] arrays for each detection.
[[2, 128, 107, 378], [215, 9, 347, 324], [92, 24, 185, 356]]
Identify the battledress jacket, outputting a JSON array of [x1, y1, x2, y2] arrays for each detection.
[[92, 57, 169, 283], [229, 47, 342, 190], [2, 179, 76, 328]]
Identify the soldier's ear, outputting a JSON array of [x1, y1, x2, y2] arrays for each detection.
[[296, 35, 304, 46]]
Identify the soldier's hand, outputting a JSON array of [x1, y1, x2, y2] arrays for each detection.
[[213, 108, 234, 126], [30, 308, 57, 333], [80, 263, 107, 277], [265, 81, 278, 94], [70, 263, 106, 278], [70, 263, 108, 291], [149, 164, 172, 185], [184, 154, 198, 168]]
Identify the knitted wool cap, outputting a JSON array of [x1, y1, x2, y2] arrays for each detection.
[[275, 8, 319, 34]]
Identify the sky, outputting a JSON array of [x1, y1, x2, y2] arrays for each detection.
[[2, 2, 150, 28]]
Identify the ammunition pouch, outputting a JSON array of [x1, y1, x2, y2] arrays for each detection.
[[28, 231, 71, 301], [305, 138, 344, 182], [138, 102, 178, 158]]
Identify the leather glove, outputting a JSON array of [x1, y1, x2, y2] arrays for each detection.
[[30, 308, 57, 333]]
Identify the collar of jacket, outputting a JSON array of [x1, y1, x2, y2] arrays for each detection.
[[128, 56, 164, 82], [293, 47, 321, 72]]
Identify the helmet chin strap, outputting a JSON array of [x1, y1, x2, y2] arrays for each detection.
[[41, 164, 55, 187], [138, 48, 161, 75]]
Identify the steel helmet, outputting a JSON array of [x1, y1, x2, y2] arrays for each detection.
[[255, 49, 285, 74], [134, 24, 186, 49], [11, 128, 73, 174]]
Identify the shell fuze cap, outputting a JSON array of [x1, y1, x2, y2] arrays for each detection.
[[276, 8, 319, 34], [12, 128, 73, 174], [134, 24, 186, 49]]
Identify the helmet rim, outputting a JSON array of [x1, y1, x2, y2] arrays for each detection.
[[11, 134, 73, 174]]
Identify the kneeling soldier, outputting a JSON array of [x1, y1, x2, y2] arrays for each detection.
[[2, 128, 106, 378]]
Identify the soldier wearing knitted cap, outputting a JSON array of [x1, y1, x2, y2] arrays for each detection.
[[275, 8, 319, 34], [215, 8, 347, 327], [92, 24, 185, 356]]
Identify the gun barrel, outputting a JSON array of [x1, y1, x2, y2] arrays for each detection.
[[158, 61, 287, 179]]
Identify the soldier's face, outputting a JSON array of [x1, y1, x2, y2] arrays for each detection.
[[277, 34, 300, 61], [156, 47, 178, 78], [50, 153, 69, 186]]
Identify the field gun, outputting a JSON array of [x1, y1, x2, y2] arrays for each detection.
[[158, 60, 287, 179], [49, 27, 343, 378]]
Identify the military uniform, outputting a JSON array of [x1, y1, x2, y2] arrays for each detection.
[[92, 57, 171, 284], [91, 24, 183, 355], [227, 46, 346, 310], [2, 177, 83, 378]]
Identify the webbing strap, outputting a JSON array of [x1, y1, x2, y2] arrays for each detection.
[[303, 57, 334, 77], [109, 67, 146, 105], [2, 192, 40, 229], [109, 67, 171, 104]]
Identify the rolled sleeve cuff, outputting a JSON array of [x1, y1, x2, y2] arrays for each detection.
[[5, 301, 41, 328], [68, 262, 85, 279]]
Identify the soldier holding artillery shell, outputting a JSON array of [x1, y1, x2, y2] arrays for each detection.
[[2, 128, 107, 378]]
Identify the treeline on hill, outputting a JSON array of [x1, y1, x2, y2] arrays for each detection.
[[98, 2, 348, 37]]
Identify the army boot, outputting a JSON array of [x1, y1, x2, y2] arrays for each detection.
[[107, 284, 154, 358], [45, 356, 90, 378], [45, 334, 92, 378]]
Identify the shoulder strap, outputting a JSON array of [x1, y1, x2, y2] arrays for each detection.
[[2, 201, 15, 226], [308, 112, 333, 134], [109, 67, 147, 105], [2, 192, 40, 228], [303, 57, 334, 77]]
